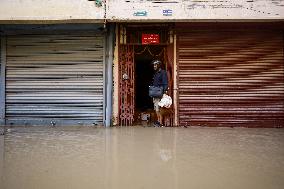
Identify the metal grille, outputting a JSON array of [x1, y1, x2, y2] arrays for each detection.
[[178, 30, 284, 127], [6, 34, 104, 126], [119, 45, 135, 126]]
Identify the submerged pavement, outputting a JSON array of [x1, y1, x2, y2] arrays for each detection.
[[0, 126, 283, 189]]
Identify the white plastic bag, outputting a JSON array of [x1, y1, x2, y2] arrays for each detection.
[[158, 94, 172, 108]]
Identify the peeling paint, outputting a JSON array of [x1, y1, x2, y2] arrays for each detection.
[[0, 0, 283, 22], [0, 0, 105, 22], [107, 0, 284, 20]]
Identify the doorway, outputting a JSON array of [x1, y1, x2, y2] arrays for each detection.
[[117, 24, 174, 126], [134, 45, 166, 124]]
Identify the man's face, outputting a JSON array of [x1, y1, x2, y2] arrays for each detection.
[[153, 63, 159, 71]]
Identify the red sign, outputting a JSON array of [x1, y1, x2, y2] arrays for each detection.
[[142, 34, 160, 44]]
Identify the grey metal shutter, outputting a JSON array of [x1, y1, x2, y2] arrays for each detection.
[[0, 37, 2, 127], [0, 37, 1, 80], [6, 34, 104, 126], [0, 37, 1, 73], [177, 30, 284, 127]]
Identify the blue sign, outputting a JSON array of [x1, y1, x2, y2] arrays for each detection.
[[134, 11, 147, 16], [163, 9, 173, 16]]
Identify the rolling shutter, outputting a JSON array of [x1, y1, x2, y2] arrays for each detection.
[[6, 33, 104, 126], [178, 30, 284, 127], [0, 37, 1, 74], [0, 37, 1, 82]]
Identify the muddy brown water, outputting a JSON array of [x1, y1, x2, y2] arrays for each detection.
[[0, 126, 283, 189]]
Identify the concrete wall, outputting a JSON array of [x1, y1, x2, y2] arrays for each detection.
[[112, 26, 119, 126], [0, 0, 105, 23], [1, 0, 283, 23], [107, 0, 284, 21]]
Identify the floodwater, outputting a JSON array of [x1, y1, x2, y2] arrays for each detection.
[[0, 126, 283, 189]]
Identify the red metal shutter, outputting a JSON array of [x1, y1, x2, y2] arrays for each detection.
[[177, 30, 284, 127]]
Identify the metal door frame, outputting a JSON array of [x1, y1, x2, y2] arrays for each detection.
[[117, 24, 175, 126]]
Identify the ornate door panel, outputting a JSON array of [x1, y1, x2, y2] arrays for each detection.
[[119, 45, 135, 126]]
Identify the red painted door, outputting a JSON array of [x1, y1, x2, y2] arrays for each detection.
[[119, 45, 135, 126]]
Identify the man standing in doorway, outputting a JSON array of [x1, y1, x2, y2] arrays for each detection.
[[152, 60, 168, 127]]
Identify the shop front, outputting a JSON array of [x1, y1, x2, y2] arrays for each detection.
[[0, 24, 112, 126], [176, 23, 284, 127], [115, 23, 175, 126]]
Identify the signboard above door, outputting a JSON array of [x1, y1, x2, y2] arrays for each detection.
[[142, 34, 160, 45]]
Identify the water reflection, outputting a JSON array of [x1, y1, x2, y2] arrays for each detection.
[[0, 135, 4, 187], [0, 127, 284, 189]]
